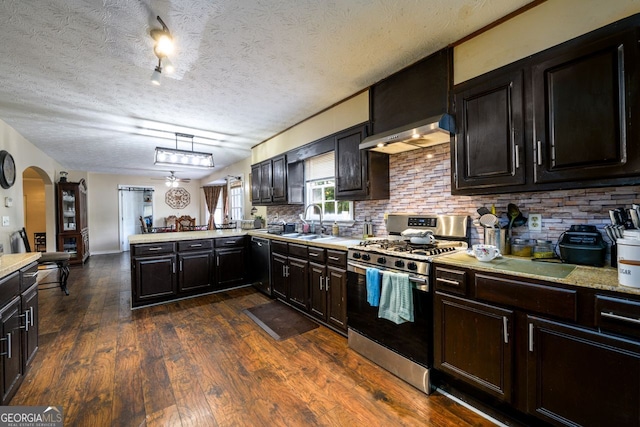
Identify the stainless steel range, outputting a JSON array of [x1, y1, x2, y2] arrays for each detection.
[[346, 214, 469, 394]]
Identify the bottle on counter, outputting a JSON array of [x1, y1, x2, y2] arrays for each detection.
[[332, 221, 339, 236]]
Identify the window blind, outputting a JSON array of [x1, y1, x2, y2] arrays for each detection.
[[305, 151, 335, 181]]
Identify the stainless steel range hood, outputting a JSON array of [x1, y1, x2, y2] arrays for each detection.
[[360, 113, 455, 154]]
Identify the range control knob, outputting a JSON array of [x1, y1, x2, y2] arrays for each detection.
[[352, 252, 361, 259], [377, 257, 386, 265], [362, 254, 371, 261], [407, 262, 418, 271], [395, 260, 405, 268]]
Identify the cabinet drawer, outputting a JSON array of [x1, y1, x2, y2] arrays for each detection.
[[326, 250, 346, 267], [434, 266, 467, 296], [0, 271, 20, 307], [215, 236, 246, 248], [288, 243, 307, 259], [475, 274, 577, 321], [132, 242, 175, 256], [595, 295, 640, 340], [20, 262, 39, 292], [307, 247, 326, 263], [271, 240, 288, 255], [177, 239, 213, 252]]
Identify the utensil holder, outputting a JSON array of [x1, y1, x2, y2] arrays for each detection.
[[611, 243, 617, 267]]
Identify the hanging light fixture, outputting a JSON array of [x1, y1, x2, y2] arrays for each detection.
[[155, 133, 215, 169], [149, 16, 175, 85]]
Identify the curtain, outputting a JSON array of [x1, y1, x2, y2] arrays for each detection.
[[222, 185, 229, 223], [203, 186, 223, 229]]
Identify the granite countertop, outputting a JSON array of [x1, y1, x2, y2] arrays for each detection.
[[127, 229, 362, 251], [0, 253, 41, 278], [434, 251, 640, 297]]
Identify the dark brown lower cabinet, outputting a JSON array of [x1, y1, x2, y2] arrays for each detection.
[[20, 283, 38, 369], [326, 265, 347, 331], [286, 257, 309, 311], [309, 262, 327, 320], [132, 255, 177, 305], [434, 292, 514, 402], [178, 251, 213, 294], [0, 297, 23, 404], [271, 252, 288, 300], [527, 316, 640, 427], [215, 247, 246, 289]]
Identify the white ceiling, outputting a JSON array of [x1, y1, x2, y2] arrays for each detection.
[[0, 0, 532, 180]]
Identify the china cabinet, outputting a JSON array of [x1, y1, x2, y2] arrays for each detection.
[[56, 180, 89, 265]]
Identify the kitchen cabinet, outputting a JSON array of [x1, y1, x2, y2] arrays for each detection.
[[452, 69, 525, 191], [433, 263, 640, 426], [0, 296, 22, 405], [286, 161, 304, 205], [56, 180, 89, 264], [527, 316, 640, 427], [214, 236, 247, 289], [335, 123, 389, 201], [19, 263, 38, 371], [251, 154, 287, 205], [532, 28, 640, 185], [309, 247, 347, 332], [434, 292, 514, 402], [177, 239, 214, 295], [452, 16, 640, 195], [270, 241, 309, 311], [271, 252, 288, 300], [131, 242, 177, 307]]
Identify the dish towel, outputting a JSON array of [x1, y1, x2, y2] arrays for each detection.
[[378, 271, 414, 324], [366, 268, 381, 307]]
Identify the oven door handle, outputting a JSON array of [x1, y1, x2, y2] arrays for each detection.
[[347, 261, 429, 290]]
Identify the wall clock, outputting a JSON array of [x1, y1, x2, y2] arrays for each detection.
[[0, 150, 16, 189], [165, 187, 190, 209]]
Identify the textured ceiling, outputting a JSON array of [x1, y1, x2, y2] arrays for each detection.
[[0, 0, 532, 180]]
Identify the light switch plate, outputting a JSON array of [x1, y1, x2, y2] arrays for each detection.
[[528, 214, 542, 232], [1, 216, 9, 226]]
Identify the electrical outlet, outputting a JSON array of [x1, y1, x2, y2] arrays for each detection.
[[528, 214, 542, 232]]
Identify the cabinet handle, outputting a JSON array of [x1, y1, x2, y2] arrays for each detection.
[[328, 256, 340, 261], [148, 247, 164, 251], [319, 276, 323, 291], [225, 241, 236, 245], [189, 244, 202, 248], [30, 306, 34, 328], [172, 262, 176, 274], [514, 144, 520, 169], [536, 140, 542, 166], [436, 278, 460, 287], [217, 256, 220, 267], [325, 276, 330, 291], [23, 272, 38, 278], [309, 253, 319, 257], [180, 260, 183, 271], [601, 311, 640, 325], [528, 323, 534, 352], [1, 333, 12, 359], [503, 316, 509, 344], [20, 310, 30, 332]]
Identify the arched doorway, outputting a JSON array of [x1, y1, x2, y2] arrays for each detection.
[[22, 167, 54, 251]]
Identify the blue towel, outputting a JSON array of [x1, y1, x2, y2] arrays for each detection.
[[378, 271, 414, 324], [365, 268, 381, 307]]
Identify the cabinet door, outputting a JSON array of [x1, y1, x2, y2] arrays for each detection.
[[215, 248, 246, 289], [335, 125, 367, 199], [452, 69, 525, 191], [271, 253, 288, 300], [21, 284, 38, 369], [259, 160, 273, 203], [326, 266, 347, 331], [533, 29, 640, 184], [287, 257, 309, 311], [178, 251, 213, 294], [287, 161, 304, 205], [309, 262, 327, 321], [527, 316, 640, 427], [271, 155, 287, 203], [132, 255, 176, 304], [0, 297, 22, 404], [250, 163, 261, 203], [434, 292, 514, 402]]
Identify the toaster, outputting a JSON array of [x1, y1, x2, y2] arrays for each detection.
[[558, 225, 607, 267]]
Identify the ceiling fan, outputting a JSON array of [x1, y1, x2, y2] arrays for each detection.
[[153, 171, 191, 187]]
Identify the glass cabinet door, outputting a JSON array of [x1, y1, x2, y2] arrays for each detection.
[[61, 188, 77, 231], [62, 236, 78, 258]]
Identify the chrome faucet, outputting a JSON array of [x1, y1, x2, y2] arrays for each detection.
[[304, 203, 323, 234]]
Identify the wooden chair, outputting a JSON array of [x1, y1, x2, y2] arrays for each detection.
[[18, 227, 70, 295], [165, 215, 178, 231], [176, 215, 195, 231]]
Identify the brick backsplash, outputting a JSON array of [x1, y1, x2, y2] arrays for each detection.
[[266, 144, 639, 249]]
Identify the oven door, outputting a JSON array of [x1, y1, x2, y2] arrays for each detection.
[[347, 261, 432, 367]]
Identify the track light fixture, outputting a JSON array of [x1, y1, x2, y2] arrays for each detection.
[[155, 133, 215, 169], [150, 16, 175, 85]]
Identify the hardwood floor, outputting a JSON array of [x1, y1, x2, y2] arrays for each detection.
[[12, 252, 496, 426]]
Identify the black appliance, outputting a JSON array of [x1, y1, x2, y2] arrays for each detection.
[[250, 236, 271, 296], [558, 225, 607, 267], [346, 214, 469, 394]]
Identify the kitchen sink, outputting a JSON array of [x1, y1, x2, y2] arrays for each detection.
[[282, 233, 301, 238]]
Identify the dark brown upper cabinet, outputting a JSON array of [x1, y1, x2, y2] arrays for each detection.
[[335, 123, 389, 201], [251, 154, 287, 205], [452, 15, 640, 195], [453, 69, 525, 191], [532, 27, 640, 184]]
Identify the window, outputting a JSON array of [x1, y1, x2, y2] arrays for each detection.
[[305, 152, 353, 221], [229, 180, 243, 221]]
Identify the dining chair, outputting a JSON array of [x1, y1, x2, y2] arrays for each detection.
[[18, 227, 70, 295]]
